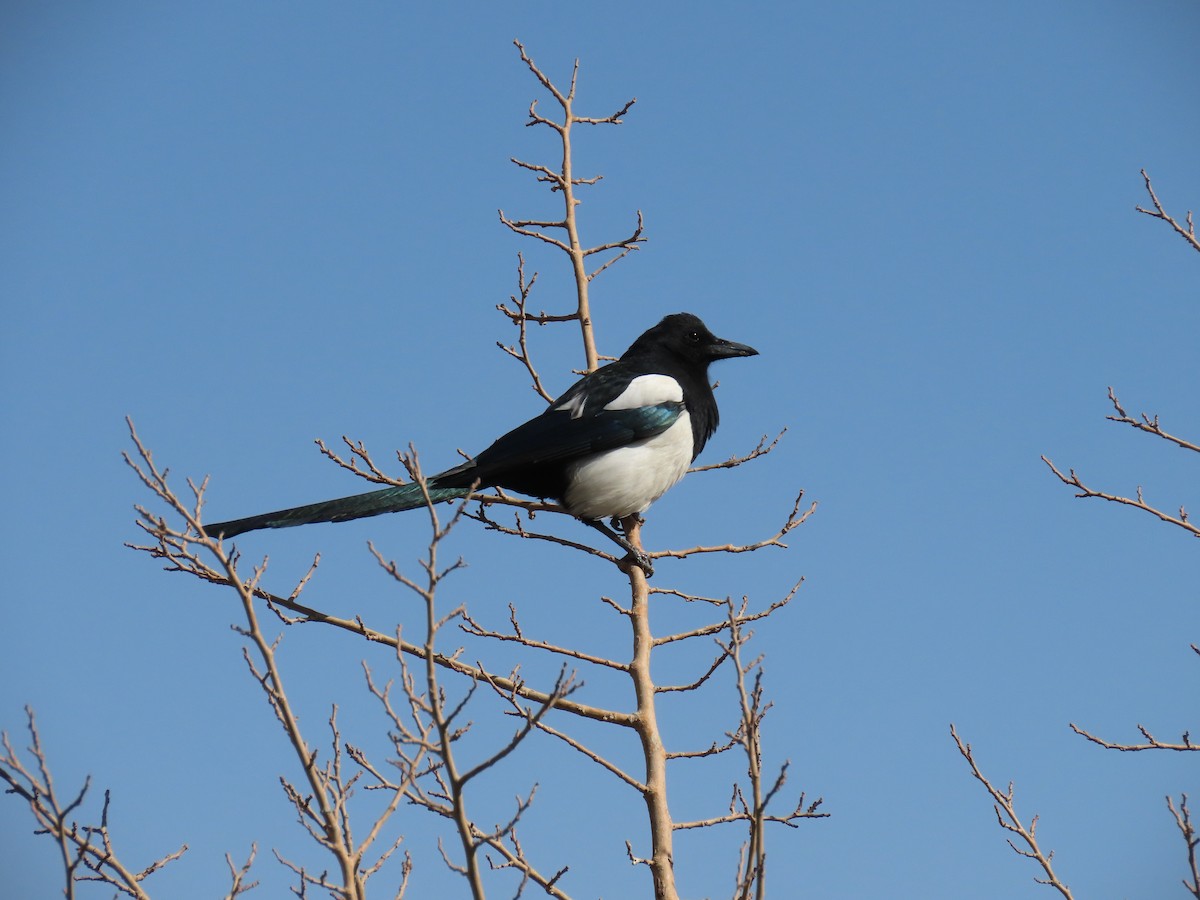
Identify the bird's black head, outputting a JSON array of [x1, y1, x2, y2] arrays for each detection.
[[623, 312, 759, 367]]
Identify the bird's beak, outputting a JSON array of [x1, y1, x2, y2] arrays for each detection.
[[710, 337, 759, 359]]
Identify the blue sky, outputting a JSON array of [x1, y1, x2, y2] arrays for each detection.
[[2, 2, 1197, 897]]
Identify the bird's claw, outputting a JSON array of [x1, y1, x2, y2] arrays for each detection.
[[619, 550, 655, 579], [609, 514, 645, 536]]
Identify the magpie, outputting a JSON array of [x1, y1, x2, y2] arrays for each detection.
[[204, 312, 758, 574]]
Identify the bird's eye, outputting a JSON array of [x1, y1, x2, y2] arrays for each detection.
[[687, 331, 701, 343]]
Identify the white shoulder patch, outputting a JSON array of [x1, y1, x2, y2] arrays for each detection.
[[555, 392, 588, 419], [603, 374, 683, 411]]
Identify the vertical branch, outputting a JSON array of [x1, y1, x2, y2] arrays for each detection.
[[1168, 794, 1200, 899], [515, 41, 596, 369], [622, 515, 679, 900], [721, 604, 767, 900], [496, 253, 555, 403], [223, 844, 260, 898], [235, 569, 365, 899], [25, 707, 83, 900], [369, 450, 487, 898], [500, 53, 680, 894], [420, 567, 487, 899], [368, 450, 579, 898], [502, 41, 644, 373]]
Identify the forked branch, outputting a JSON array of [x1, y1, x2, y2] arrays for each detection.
[[499, 40, 645, 371], [1041, 454, 1197, 537], [496, 252, 556, 403], [0, 707, 187, 900], [690, 429, 788, 474], [1042, 388, 1197, 537], [950, 725, 1073, 899], [1105, 386, 1200, 453], [124, 419, 410, 898], [1069, 721, 1197, 752], [1136, 169, 1200, 254], [1168, 794, 1200, 899], [653, 492, 817, 561]]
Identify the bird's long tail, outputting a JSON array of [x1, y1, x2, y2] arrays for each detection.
[[204, 481, 473, 539]]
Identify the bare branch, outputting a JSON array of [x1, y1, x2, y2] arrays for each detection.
[[649, 586, 727, 607], [1105, 386, 1200, 453], [315, 435, 407, 486], [1041, 455, 1198, 537], [507, 40, 644, 370], [714, 598, 826, 898], [124, 422, 619, 727], [495, 253, 556, 403], [461, 605, 629, 671], [124, 419, 413, 898], [520, 716, 645, 791], [654, 493, 816, 561], [654, 648, 731, 693], [466, 501, 621, 566], [498, 208, 572, 252], [950, 725, 1073, 898], [479, 828, 572, 900], [222, 843, 260, 898], [690, 429, 788, 473], [573, 95, 637, 125], [584, 209, 646, 281], [375, 454, 488, 897], [1069, 722, 1197, 752], [620, 515, 680, 898], [0, 707, 184, 900], [1168, 794, 1200, 899], [665, 735, 739, 761], [361, 452, 579, 898], [513, 40, 569, 112], [655, 582, 802, 648], [464, 667, 579, 785], [1136, 169, 1200, 254]]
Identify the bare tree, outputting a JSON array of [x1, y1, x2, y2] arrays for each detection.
[[0, 707, 195, 900], [3, 42, 820, 899], [955, 170, 1196, 894], [1041, 170, 1198, 542]]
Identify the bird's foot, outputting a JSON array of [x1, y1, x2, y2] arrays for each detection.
[[618, 549, 655, 579], [608, 514, 645, 535], [581, 517, 653, 577]]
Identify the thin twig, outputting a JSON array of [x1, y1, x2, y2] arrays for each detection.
[[653, 493, 816, 561], [1105, 386, 1200, 453], [1069, 722, 1197, 752], [950, 725, 1073, 899], [1136, 169, 1200, 254], [690, 429, 788, 473], [0, 707, 183, 899], [1042, 455, 1198, 537], [1168, 794, 1200, 899]]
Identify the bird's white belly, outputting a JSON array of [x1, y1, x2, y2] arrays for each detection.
[[563, 412, 693, 520]]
